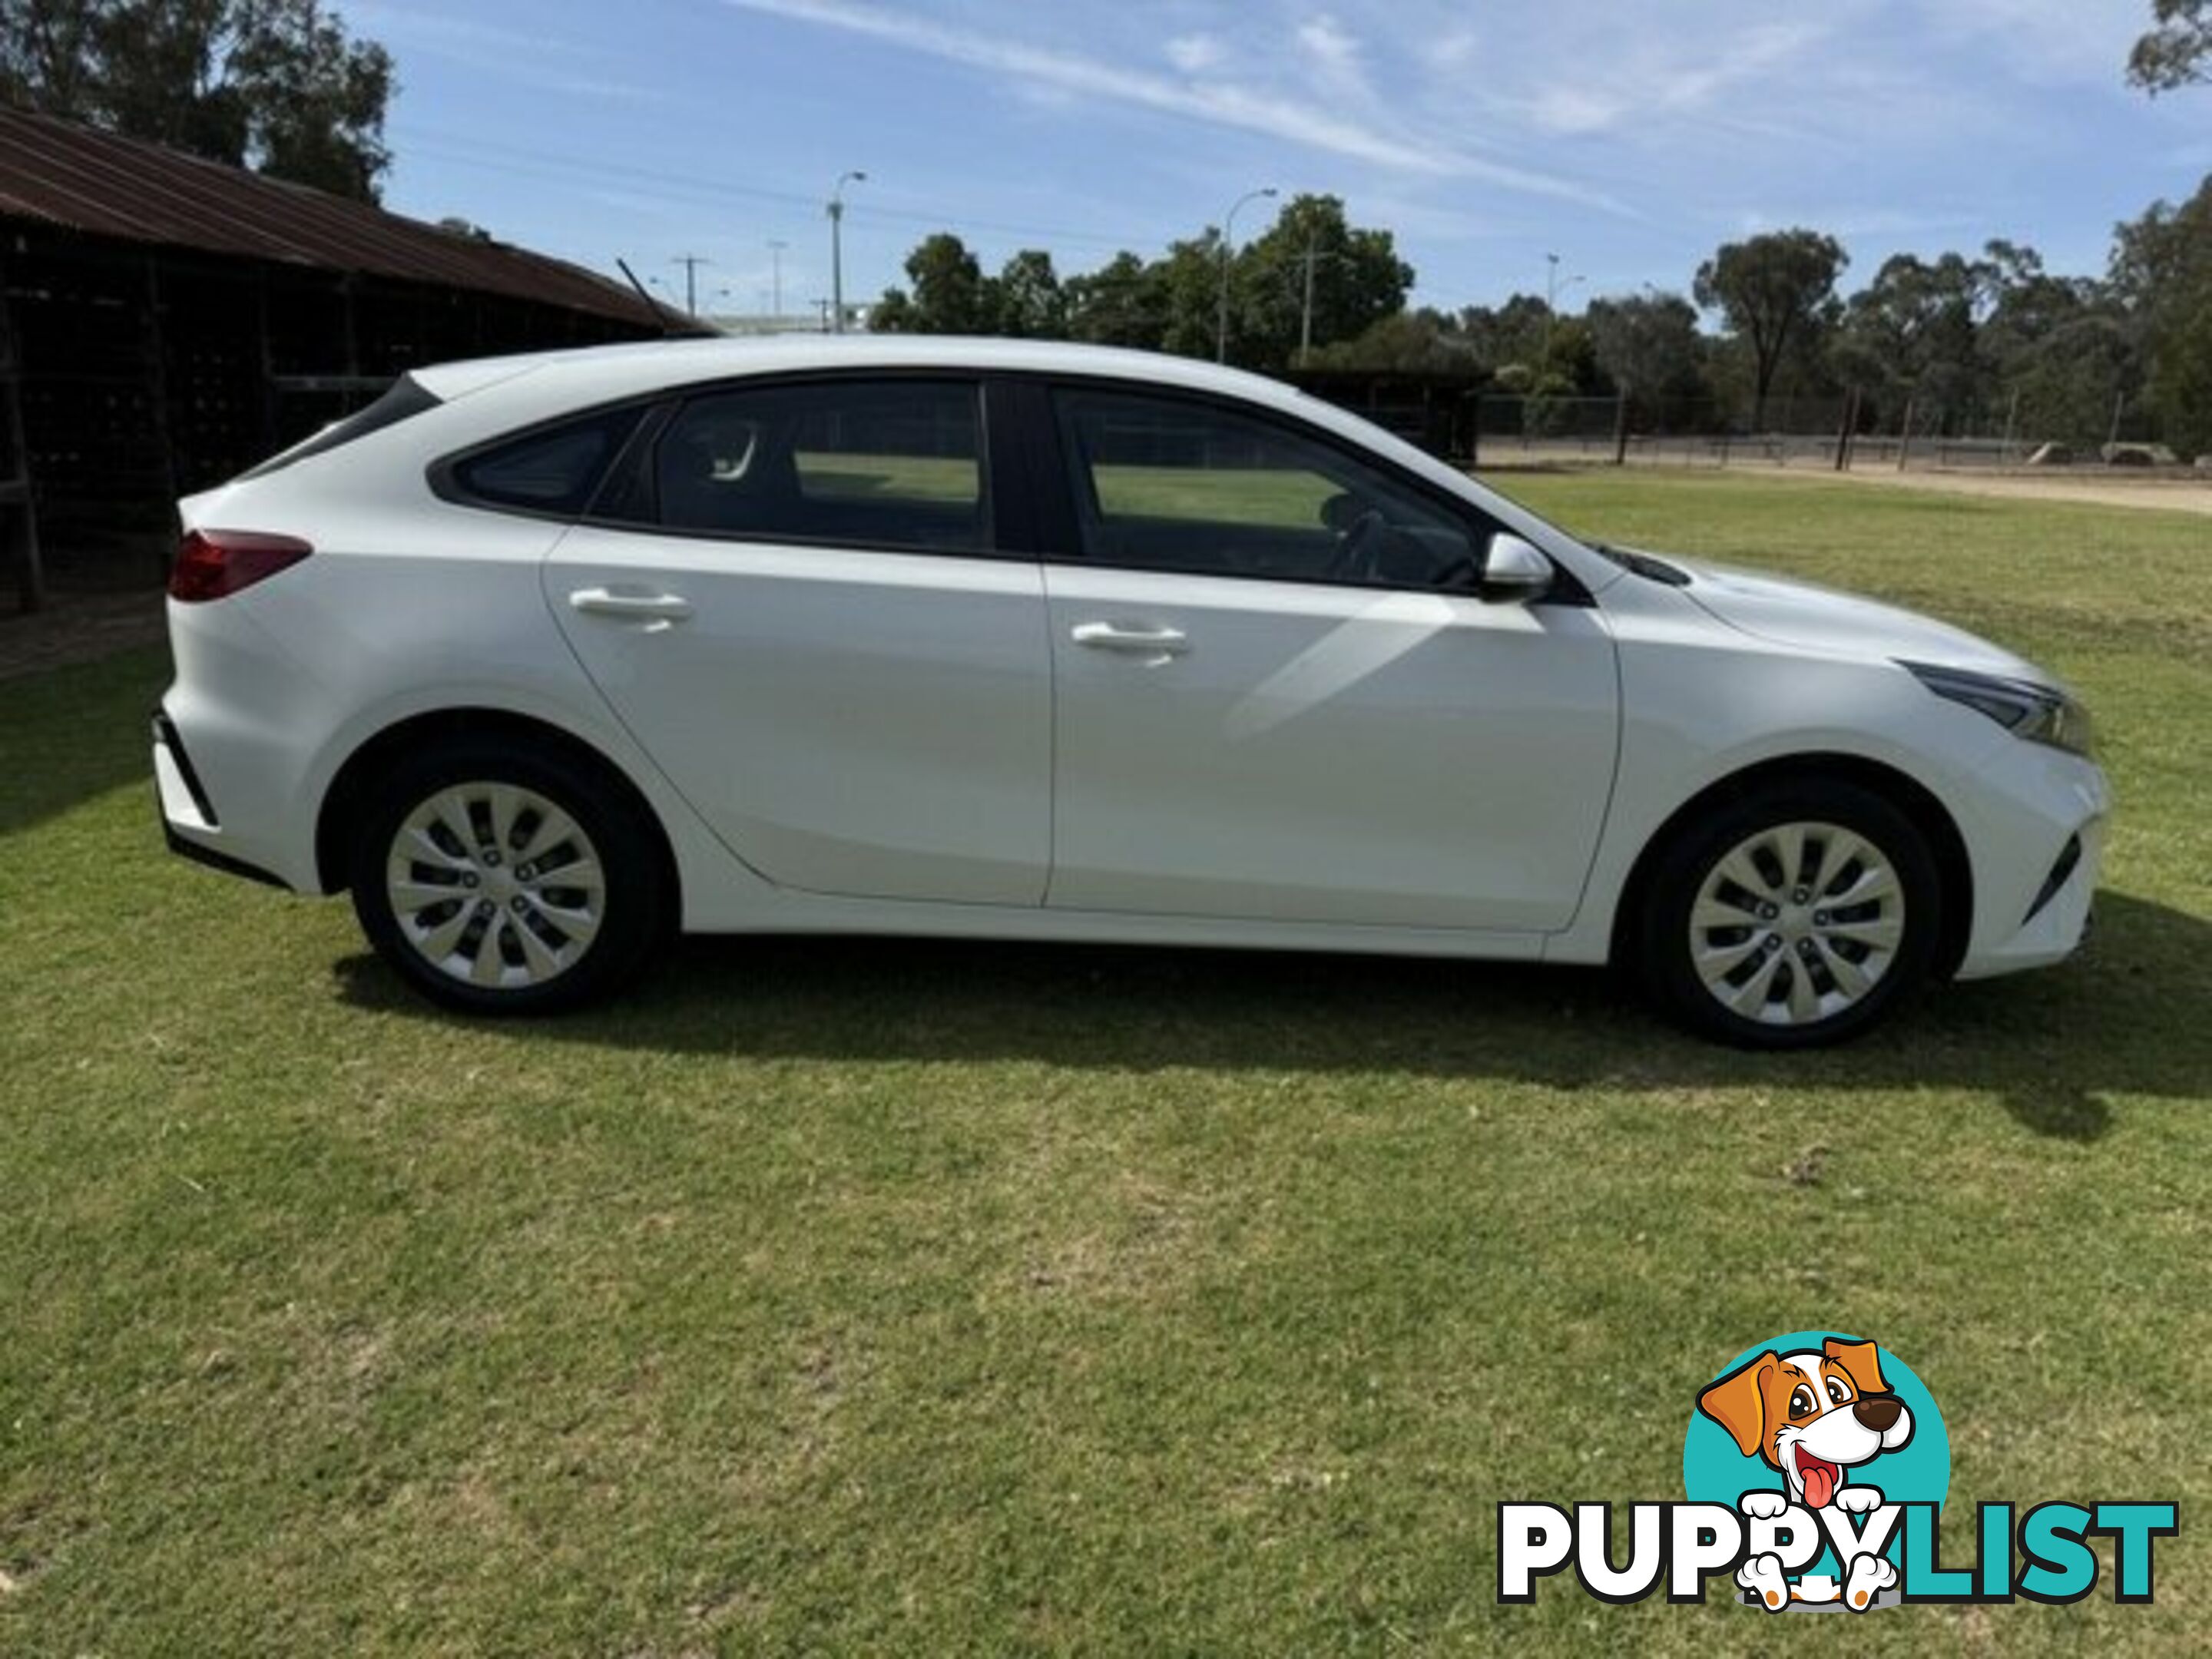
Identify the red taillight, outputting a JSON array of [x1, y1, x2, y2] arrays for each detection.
[[170, 529, 313, 603]]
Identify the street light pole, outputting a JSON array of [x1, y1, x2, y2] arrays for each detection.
[[1216, 185, 1278, 364], [767, 239, 788, 322], [829, 171, 867, 335]]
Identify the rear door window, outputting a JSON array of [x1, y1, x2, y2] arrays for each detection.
[[644, 379, 986, 553]]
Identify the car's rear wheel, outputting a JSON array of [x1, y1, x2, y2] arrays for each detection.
[[1637, 778, 1942, 1048], [348, 740, 665, 1014]]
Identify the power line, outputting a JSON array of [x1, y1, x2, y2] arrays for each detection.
[[394, 127, 1167, 253], [670, 253, 710, 315]]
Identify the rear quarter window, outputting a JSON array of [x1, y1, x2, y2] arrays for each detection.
[[443, 406, 647, 518]]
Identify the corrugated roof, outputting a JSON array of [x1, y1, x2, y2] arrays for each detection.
[[0, 105, 672, 327]]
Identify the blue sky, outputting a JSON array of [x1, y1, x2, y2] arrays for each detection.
[[357, 0, 2211, 318]]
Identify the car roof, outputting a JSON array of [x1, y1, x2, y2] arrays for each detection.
[[410, 334, 1321, 414]]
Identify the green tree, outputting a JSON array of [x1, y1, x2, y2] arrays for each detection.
[[2111, 174, 2212, 455], [2130, 0, 2211, 91], [1452, 294, 1554, 379], [1233, 193, 1412, 369], [1303, 308, 1481, 373], [1533, 315, 1602, 396], [1147, 232, 1231, 361], [865, 287, 917, 333], [1587, 291, 1707, 417], [1064, 250, 1167, 349], [1, 0, 394, 200], [1833, 252, 1995, 430], [1973, 240, 2141, 447], [1694, 230, 1848, 429], [2001, 314, 2141, 449], [869, 233, 998, 334], [992, 248, 1065, 338]]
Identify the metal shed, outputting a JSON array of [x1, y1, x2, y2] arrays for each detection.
[[0, 106, 680, 608]]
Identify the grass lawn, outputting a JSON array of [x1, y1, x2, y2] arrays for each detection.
[[2, 470, 2207, 1654]]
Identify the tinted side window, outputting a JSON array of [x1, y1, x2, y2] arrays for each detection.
[[1054, 388, 1485, 589], [237, 373, 441, 481], [452, 406, 644, 516], [649, 380, 985, 552]]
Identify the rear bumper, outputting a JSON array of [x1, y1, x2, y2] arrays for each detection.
[[152, 707, 293, 891]]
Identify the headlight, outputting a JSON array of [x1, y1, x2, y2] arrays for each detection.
[[1900, 661, 2095, 757]]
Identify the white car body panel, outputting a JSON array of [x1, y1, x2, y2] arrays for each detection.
[[155, 336, 2106, 999], [545, 525, 1052, 906], [1039, 562, 1618, 930]]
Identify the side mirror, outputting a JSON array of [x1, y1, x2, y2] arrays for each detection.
[[1481, 534, 1553, 601]]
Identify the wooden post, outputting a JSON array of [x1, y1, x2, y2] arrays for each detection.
[[0, 244, 43, 612], [254, 267, 278, 455], [142, 253, 180, 581], [339, 272, 361, 382]]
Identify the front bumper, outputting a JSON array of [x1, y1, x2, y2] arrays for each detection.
[[1952, 743, 2107, 980]]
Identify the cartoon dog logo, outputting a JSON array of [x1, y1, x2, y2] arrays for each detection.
[[1697, 1336, 1915, 1611]]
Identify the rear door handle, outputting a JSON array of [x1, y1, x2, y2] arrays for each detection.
[[1071, 621, 1188, 657], [568, 587, 694, 628]]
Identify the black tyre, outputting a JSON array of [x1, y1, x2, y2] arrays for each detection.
[[1636, 777, 1942, 1048], [347, 737, 667, 1015]]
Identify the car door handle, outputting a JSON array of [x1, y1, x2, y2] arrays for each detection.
[[1071, 621, 1189, 656], [568, 587, 694, 626]]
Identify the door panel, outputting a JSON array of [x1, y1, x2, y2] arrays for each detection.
[[541, 376, 1049, 906], [1044, 566, 1618, 929], [550, 529, 1050, 903]]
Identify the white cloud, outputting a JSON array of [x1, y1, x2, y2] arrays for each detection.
[[1525, 86, 1626, 137], [1431, 28, 1480, 69], [353, 2, 659, 100], [1295, 12, 1373, 104], [719, 0, 1628, 211], [1164, 33, 1223, 75], [1734, 205, 1972, 240], [1925, 0, 2149, 86], [1514, 18, 1830, 137], [1296, 15, 1362, 77]]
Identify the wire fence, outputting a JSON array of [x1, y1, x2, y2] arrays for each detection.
[[1291, 377, 2203, 473], [1457, 395, 2202, 474]]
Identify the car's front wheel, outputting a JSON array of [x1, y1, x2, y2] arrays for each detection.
[[348, 740, 665, 1014], [1637, 778, 1942, 1048]]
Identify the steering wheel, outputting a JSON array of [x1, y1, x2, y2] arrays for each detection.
[[1327, 507, 1390, 583]]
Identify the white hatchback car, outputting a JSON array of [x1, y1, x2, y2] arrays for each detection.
[[156, 338, 2104, 1045]]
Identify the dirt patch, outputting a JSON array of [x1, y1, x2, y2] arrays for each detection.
[[1801, 467, 2212, 517], [0, 590, 167, 680]]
